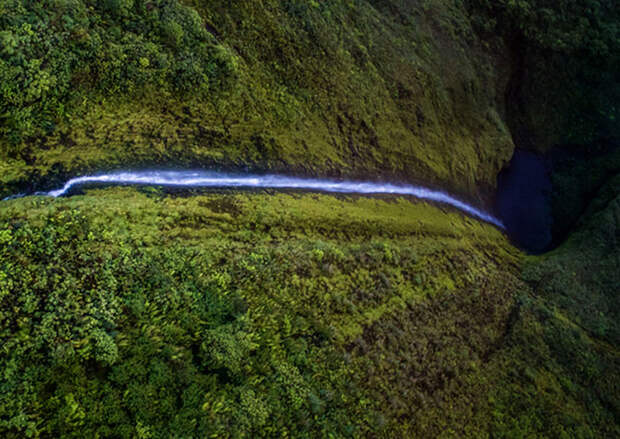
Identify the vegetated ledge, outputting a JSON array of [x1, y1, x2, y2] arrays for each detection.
[[1, 169, 505, 233], [11, 150, 615, 255], [0, 150, 503, 211]]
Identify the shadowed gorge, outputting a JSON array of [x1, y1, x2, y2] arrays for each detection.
[[1, 0, 618, 437]]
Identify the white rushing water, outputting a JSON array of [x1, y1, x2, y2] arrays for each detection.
[[36, 170, 504, 228]]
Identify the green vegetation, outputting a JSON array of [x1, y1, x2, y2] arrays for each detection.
[[0, 0, 518, 200], [467, 0, 620, 149], [0, 190, 514, 437], [468, 0, 619, 56], [0, 0, 618, 437], [1, 189, 618, 437], [0, 0, 237, 143]]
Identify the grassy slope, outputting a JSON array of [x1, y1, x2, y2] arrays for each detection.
[[0, 0, 513, 200], [1, 188, 617, 437]]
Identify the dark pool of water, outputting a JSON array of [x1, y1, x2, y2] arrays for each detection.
[[495, 149, 553, 253]]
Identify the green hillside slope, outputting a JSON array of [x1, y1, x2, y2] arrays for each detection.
[[1, 189, 618, 437], [1, 1, 618, 437], [1, 0, 517, 200], [3, 0, 617, 201]]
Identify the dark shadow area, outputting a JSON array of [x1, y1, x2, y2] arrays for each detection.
[[546, 140, 620, 248], [496, 142, 620, 253], [496, 149, 552, 253]]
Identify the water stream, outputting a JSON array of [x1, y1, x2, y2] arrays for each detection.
[[4, 170, 505, 228]]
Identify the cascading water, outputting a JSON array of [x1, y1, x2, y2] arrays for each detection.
[[4, 170, 504, 228]]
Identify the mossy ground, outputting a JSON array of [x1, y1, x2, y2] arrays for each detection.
[[1, 188, 617, 437]]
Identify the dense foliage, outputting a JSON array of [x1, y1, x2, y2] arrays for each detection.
[[1, 0, 617, 198], [1, 189, 618, 437], [0, 0, 516, 200], [467, 0, 620, 147], [469, 0, 619, 56], [0, 1, 618, 437], [0, 0, 237, 144]]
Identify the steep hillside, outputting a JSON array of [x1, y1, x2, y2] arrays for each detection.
[[0, 189, 519, 437], [1, 188, 618, 437], [1, 0, 515, 200]]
